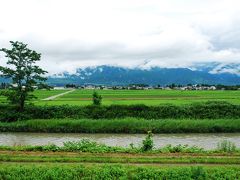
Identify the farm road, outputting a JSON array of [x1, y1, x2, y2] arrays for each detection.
[[42, 89, 76, 100]]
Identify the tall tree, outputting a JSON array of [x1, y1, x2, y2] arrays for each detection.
[[0, 41, 48, 111]]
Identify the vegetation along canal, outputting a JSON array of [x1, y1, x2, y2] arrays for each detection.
[[2, 132, 240, 150]]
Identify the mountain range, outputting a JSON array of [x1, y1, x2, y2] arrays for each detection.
[[47, 62, 240, 86]]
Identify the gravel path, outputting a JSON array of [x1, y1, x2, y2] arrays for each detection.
[[42, 89, 76, 101]]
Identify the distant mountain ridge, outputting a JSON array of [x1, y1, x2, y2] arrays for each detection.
[[1, 62, 239, 86], [48, 62, 240, 86]]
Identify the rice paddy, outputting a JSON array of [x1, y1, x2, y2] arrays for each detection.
[[25, 89, 240, 106]]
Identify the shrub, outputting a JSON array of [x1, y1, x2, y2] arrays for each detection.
[[141, 131, 154, 151], [92, 91, 102, 105], [62, 139, 124, 153]]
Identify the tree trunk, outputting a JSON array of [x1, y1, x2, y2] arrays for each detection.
[[19, 96, 25, 112]]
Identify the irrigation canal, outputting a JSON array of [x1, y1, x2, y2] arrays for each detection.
[[2, 133, 240, 150]]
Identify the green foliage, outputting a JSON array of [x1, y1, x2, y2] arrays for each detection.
[[1, 118, 240, 133], [217, 140, 237, 152], [92, 91, 102, 105], [62, 139, 123, 153], [0, 101, 240, 122], [141, 131, 154, 151], [0, 164, 239, 179], [0, 41, 48, 111], [0, 90, 18, 105]]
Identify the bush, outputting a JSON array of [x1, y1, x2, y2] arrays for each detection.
[[141, 131, 154, 151], [62, 139, 124, 153]]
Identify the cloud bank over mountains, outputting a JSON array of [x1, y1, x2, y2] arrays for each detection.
[[0, 0, 240, 74]]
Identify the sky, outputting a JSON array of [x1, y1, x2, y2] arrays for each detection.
[[0, 0, 240, 74]]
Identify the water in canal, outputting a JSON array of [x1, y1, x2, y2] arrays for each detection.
[[1, 133, 240, 150]]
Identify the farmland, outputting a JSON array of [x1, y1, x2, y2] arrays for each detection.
[[2, 89, 240, 105], [36, 89, 240, 106], [0, 89, 69, 104], [1, 89, 240, 106]]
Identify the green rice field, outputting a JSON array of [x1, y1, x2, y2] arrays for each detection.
[[1, 89, 240, 106], [37, 89, 240, 106], [9, 89, 240, 106], [0, 89, 69, 104]]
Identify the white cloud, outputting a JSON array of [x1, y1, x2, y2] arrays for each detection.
[[0, 0, 240, 74]]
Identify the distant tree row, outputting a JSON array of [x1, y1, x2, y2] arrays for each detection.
[[164, 84, 240, 90], [65, 84, 77, 88], [215, 84, 240, 90]]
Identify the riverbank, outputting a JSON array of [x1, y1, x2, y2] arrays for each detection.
[[1, 118, 240, 133], [1, 101, 240, 122]]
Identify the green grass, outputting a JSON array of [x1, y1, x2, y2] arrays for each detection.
[[0, 152, 240, 164], [1, 118, 240, 133], [32, 89, 69, 100], [0, 89, 69, 104]]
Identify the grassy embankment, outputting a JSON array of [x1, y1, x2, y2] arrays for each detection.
[[1, 118, 240, 133], [1, 101, 240, 120]]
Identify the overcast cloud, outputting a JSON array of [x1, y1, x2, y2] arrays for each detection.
[[0, 0, 240, 74]]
